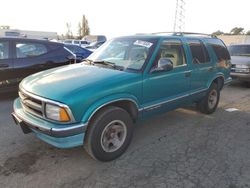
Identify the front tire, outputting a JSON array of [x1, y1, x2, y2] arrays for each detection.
[[197, 83, 220, 114], [84, 106, 133, 161]]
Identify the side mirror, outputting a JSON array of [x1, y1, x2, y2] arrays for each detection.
[[151, 58, 173, 73]]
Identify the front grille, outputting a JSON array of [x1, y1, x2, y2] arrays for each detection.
[[19, 90, 44, 118], [231, 64, 236, 72]]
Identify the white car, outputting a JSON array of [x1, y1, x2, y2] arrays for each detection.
[[63, 39, 89, 47], [229, 44, 250, 87]]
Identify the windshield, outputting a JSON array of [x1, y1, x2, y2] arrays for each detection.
[[228, 45, 250, 56], [87, 37, 157, 71]]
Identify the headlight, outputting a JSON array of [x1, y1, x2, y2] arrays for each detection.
[[45, 103, 71, 122]]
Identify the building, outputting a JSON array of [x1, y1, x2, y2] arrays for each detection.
[[218, 35, 250, 46], [0, 29, 57, 40]]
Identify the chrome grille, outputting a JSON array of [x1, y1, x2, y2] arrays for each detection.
[[19, 90, 44, 118]]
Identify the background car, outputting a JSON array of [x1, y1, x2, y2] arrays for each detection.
[[228, 44, 250, 87], [0, 37, 76, 93], [64, 44, 92, 62], [85, 41, 105, 51], [63, 39, 89, 47]]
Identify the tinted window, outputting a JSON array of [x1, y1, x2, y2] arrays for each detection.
[[16, 43, 47, 58], [156, 39, 186, 68], [228, 45, 250, 57], [73, 41, 80, 45], [0, 42, 9, 59], [80, 41, 88, 45], [188, 39, 210, 64], [208, 39, 231, 61]]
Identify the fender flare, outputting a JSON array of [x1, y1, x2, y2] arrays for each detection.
[[81, 94, 141, 123]]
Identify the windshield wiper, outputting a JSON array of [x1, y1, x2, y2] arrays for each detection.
[[83, 59, 124, 70], [83, 59, 94, 65], [93, 60, 124, 70]]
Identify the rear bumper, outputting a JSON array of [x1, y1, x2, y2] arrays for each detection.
[[231, 72, 250, 81], [12, 98, 87, 148]]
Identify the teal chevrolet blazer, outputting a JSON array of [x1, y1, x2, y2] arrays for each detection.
[[12, 33, 232, 161]]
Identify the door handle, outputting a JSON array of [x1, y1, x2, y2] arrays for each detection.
[[185, 71, 191, 77], [0, 64, 9, 68]]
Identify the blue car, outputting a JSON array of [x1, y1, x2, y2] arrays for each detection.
[[64, 44, 92, 62]]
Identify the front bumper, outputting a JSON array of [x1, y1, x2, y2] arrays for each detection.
[[231, 72, 250, 81], [12, 98, 87, 148]]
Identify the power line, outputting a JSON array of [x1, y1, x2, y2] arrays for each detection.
[[174, 0, 186, 32]]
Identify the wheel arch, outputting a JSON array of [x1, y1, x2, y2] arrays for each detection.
[[81, 96, 141, 125], [208, 74, 225, 90]]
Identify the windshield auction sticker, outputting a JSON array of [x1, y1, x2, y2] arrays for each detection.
[[134, 40, 153, 48]]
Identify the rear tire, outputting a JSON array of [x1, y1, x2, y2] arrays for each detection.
[[197, 83, 220, 114], [84, 106, 133, 161]]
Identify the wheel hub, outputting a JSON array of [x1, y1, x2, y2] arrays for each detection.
[[101, 120, 127, 153]]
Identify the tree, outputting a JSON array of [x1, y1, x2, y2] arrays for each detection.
[[230, 27, 244, 35], [65, 22, 73, 39], [78, 15, 90, 39], [246, 30, 250, 35], [0, 25, 10, 29], [212, 30, 224, 36]]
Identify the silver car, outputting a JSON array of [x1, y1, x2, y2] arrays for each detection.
[[228, 44, 250, 87]]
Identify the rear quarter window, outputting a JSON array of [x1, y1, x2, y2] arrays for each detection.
[[208, 39, 230, 61]]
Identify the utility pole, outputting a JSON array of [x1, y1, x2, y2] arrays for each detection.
[[173, 0, 186, 32]]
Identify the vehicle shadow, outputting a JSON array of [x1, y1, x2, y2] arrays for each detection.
[[0, 91, 18, 101]]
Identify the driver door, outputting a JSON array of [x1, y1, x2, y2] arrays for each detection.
[[142, 39, 191, 115]]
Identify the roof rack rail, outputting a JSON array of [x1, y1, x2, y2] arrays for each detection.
[[152, 32, 217, 38]]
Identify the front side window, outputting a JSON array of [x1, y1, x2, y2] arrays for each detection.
[[87, 38, 157, 71], [0, 42, 9, 59], [16, 43, 47, 58], [188, 39, 210, 64], [153, 39, 186, 69]]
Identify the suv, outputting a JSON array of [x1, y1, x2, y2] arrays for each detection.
[[12, 33, 231, 161], [228, 44, 250, 87], [0, 37, 75, 93]]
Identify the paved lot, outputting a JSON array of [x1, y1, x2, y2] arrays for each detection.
[[0, 81, 250, 188]]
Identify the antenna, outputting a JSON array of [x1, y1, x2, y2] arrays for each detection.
[[173, 0, 186, 32]]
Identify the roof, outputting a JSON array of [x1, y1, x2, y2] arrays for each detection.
[[117, 32, 218, 40], [0, 37, 62, 45]]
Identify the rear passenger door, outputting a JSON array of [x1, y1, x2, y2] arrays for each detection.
[[187, 39, 213, 92]]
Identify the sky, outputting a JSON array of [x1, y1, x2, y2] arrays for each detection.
[[0, 0, 249, 39]]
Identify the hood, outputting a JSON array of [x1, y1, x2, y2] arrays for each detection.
[[20, 63, 139, 101], [231, 56, 250, 65]]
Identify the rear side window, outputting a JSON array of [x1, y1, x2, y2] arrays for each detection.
[[16, 43, 47, 58], [209, 39, 230, 61], [0, 42, 9, 59], [187, 39, 210, 64]]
